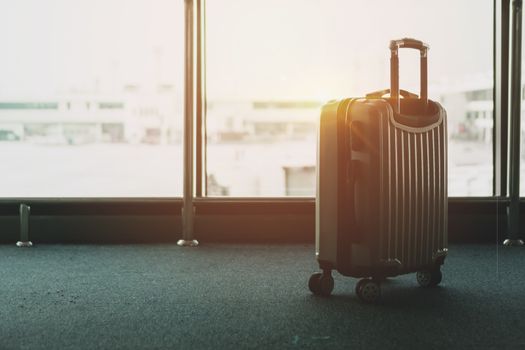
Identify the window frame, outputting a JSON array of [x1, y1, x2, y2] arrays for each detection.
[[494, 0, 510, 196], [0, 0, 516, 244]]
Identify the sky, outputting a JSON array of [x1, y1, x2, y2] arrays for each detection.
[[0, 0, 184, 98], [0, 0, 493, 101], [206, 0, 494, 100]]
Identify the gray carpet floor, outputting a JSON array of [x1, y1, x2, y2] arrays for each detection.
[[0, 243, 524, 349]]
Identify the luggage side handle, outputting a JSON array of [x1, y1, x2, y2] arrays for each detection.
[[389, 38, 429, 114]]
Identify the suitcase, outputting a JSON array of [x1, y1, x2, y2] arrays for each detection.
[[309, 38, 448, 303]]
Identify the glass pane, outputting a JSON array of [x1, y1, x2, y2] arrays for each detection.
[[206, 0, 493, 197], [0, 0, 184, 197]]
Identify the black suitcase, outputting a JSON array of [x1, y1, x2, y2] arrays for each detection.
[[309, 38, 448, 302]]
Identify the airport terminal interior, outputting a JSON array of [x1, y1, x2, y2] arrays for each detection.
[[1, 0, 525, 349]]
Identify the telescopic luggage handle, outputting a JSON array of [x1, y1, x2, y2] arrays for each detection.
[[389, 38, 429, 114]]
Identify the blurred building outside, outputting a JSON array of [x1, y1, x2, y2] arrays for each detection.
[[0, 74, 501, 197]]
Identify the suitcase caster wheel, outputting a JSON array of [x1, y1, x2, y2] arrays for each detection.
[[309, 273, 322, 295], [308, 272, 334, 297], [356, 279, 381, 303], [416, 269, 442, 287]]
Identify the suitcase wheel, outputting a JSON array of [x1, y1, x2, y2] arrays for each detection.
[[308, 272, 334, 297], [416, 269, 442, 287], [355, 279, 381, 303]]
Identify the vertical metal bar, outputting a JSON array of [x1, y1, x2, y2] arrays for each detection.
[[505, 0, 525, 245], [16, 204, 33, 247], [195, 0, 203, 197], [195, 0, 208, 197], [420, 54, 428, 111], [179, 0, 199, 247], [495, 0, 510, 196], [390, 49, 400, 114], [202, 0, 208, 196]]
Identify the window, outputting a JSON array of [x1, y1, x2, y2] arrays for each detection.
[[205, 0, 493, 197], [0, 0, 184, 197]]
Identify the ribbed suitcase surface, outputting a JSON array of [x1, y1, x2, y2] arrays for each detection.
[[381, 111, 447, 272]]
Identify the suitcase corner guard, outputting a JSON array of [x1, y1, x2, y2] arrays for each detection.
[[432, 249, 448, 266]]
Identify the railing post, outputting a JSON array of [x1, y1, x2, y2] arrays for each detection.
[[178, 0, 199, 247], [16, 204, 33, 247], [505, 0, 524, 246]]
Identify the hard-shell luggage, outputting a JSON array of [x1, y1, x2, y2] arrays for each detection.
[[309, 38, 448, 303]]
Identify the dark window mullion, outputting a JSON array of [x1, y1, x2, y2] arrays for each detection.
[[494, 0, 510, 197]]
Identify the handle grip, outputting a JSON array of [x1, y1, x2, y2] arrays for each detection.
[[389, 38, 429, 114], [389, 38, 429, 54]]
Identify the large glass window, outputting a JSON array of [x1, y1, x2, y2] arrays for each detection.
[[0, 0, 184, 197], [206, 0, 493, 197]]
